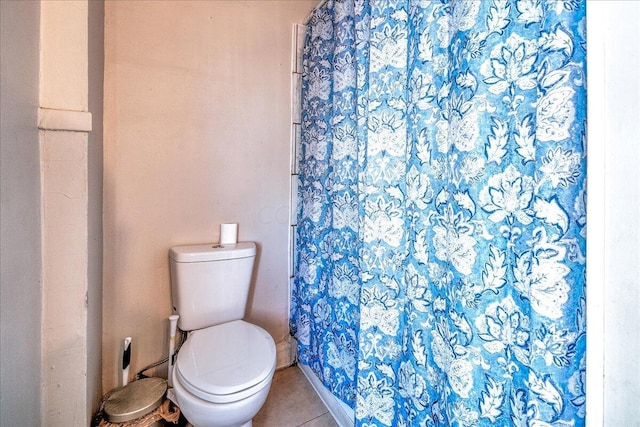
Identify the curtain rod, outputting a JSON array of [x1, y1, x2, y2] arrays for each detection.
[[303, 0, 329, 25]]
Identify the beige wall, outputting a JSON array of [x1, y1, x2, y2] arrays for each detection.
[[39, 1, 91, 425], [103, 0, 317, 391], [87, 0, 105, 417], [587, 2, 640, 423], [2, 1, 101, 423], [0, 1, 43, 424]]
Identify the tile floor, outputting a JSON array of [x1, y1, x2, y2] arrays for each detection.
[[174, 364, 337, 427], [253, 365, 338, 427]]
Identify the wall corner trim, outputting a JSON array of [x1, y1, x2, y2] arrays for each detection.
[[38, 108, 92, 132]]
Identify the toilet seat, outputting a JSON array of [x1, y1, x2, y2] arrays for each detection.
[[175, 320, 276, 404]]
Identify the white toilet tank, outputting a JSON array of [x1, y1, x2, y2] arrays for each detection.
[[169, 242, 256, 331]]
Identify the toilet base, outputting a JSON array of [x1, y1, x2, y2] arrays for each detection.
[[186, 423, 250, 427]]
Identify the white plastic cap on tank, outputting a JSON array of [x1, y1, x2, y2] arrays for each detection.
[[169, 241, 256, 263]]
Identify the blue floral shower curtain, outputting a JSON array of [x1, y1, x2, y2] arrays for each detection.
[[291, 1, 586, 425]]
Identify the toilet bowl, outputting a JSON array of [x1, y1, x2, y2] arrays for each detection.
[[171, 320, 276, 427]]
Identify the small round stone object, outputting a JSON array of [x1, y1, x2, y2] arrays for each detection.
[[104, 377, 168, 423]]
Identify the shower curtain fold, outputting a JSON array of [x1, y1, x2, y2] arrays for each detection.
[[292, 1, 586, 426]]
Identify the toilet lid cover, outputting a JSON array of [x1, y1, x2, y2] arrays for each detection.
[[175, 320, 276, 399]]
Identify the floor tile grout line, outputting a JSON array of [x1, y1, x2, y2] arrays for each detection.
[[296, 410, 330, 427]]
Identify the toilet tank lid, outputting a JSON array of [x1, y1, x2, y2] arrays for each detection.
[[170, 241, 256, 263]]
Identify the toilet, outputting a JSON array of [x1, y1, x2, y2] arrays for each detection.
[[169, 242, 276, 427]]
